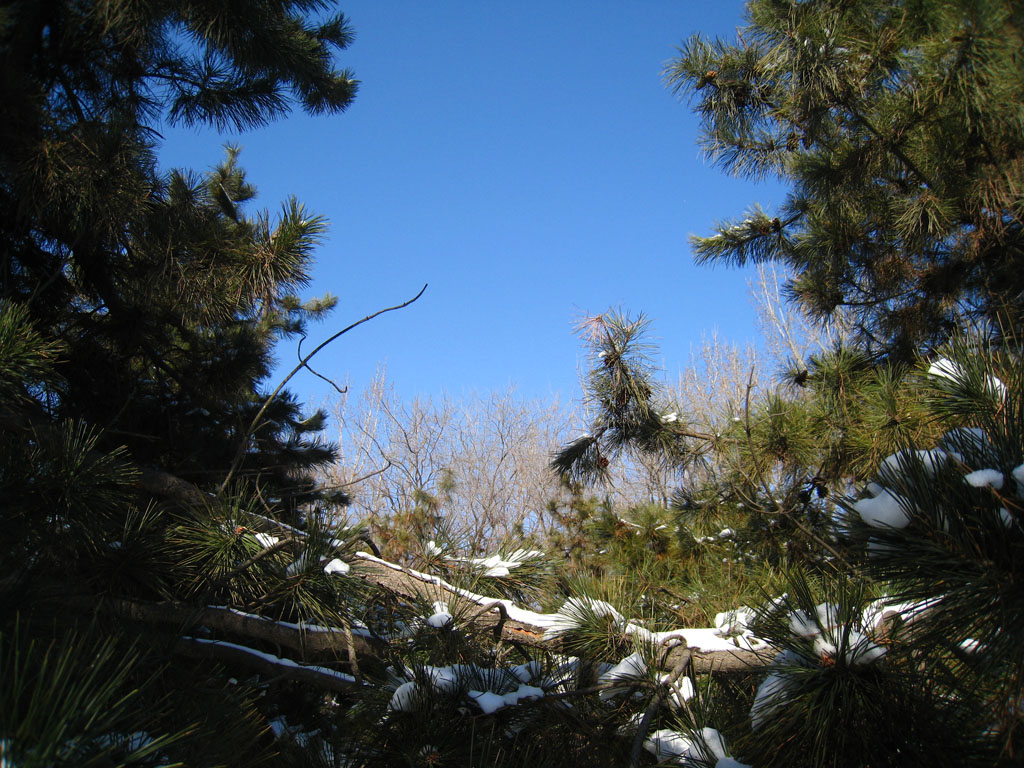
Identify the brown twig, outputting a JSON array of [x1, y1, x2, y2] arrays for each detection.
[[219, 284, 427, 494], [629, 647, 693, 768]]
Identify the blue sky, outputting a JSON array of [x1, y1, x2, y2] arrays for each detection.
[[158, 1, 785, 405]]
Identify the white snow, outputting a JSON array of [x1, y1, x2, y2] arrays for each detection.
[[543, 597, 625, 640], [927, 357, 962, 383], [392, 663, 547, 715], [511, 660, 541, 683], [879, 448, 951, 482], [388, 681, 419, 712], [700, 727, 747, 766], [854, 485, 911, 529], [447, 549, 544, 578], [927, 357, 1006, 399], [426, 600, 453, 628], [641, 727, 747, 765], [354, 552, 560, 629], [800, 603, 832, 635], [1013, 464, 1024, 497], [182, 637, 355, 685], [419, 665, 464, 693], [750, 668, 794, 730], [503, 684, 544, 706], [788, 609, 819, 638], [965, 468, 1004, 490], [861, 598, 936, 632], [322, 558, 350, 575], [643, 729, 697, 761], [208, 605, 373, 638], [597, 651, 647, 699], [844, 630, 886, 666], [468, 689, 506, 714], [789, 603, 885, 667], [253, 532, 279, 548], [714, 607, 754, 637], [812, 635, 838, 659], [941, 427, 990, 462], [353, 552, 772, 653], [425, 540, 443, 556], [630, 624, 769, 653], [285, 553, 309, 576], [659, 672, 695, 709], [661, 412, 679, 424]]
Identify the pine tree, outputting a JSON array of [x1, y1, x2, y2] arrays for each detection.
[[0, 0, 367, 761], [665, 0, 1024, 361], [536, 2, 1024, 760], [0, 0, 357, 508]]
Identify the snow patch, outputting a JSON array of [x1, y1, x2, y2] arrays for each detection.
[[426, 600, 453, 628], [854, 485, 911, 529], [965, 468, 1004, 490], [253, 532, 279, 548], [388, 681, 419, 712], [322, 558, 350, 575], [597, 652, 647, 700], [468, 689, 506, 715]]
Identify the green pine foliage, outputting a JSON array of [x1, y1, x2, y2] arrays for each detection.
[[840, 344, 1024, 756], [666, 0, 1024, 361], [0, 0, 363, 762], [0, 622, 191, 767], [736, 571, 991, 768], [549, 308, 1024, 764]]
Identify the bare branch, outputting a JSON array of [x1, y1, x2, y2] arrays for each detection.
[[176, 636, 358, 692], [220, 284, 428, 494], [68, 596, 384, 658]]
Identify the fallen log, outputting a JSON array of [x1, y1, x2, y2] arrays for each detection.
[[350, 552, 776, 675]]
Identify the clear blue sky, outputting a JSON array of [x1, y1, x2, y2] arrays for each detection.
[[158, 1, 785, 405]]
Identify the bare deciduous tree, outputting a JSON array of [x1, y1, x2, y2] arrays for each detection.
[[323, 274, 850, 554], [320, 370, 575, 556]]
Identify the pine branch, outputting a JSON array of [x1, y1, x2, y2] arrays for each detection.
[[219, 284, 428, 494], [175, 636, 357, 692], [629, 649, 693, 768], [351, 553, 774, 675], [63, 596, 384, 659]]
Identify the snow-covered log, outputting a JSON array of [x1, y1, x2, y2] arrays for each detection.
[[68, 596, 383, 658], [175, 637, 358, 692], [351, 553, 775, 675]]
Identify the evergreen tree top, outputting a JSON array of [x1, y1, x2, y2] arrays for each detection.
[[666, 0, 1024, 361]]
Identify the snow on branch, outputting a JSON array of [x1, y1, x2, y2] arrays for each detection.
[[70, 596, 383, 659], [176, 637, 357, 693], [352, 552, 775, 675]]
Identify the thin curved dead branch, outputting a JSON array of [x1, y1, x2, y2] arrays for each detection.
[[220, 284, 428, 494]]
